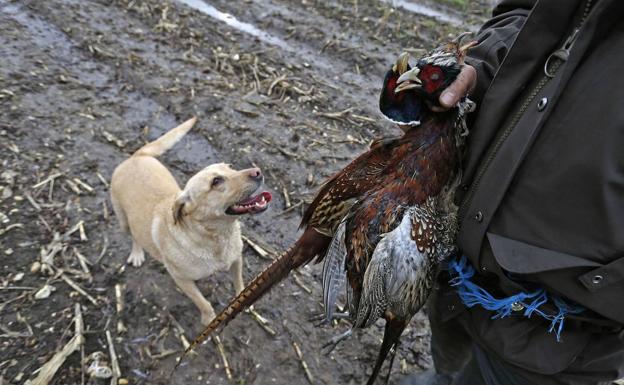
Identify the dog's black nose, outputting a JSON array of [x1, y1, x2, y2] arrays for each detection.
[[249, 168, 262, 180]]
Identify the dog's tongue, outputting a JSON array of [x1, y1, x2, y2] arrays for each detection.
[[237, 191, 272, 206]]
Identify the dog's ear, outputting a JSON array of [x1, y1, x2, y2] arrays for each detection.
[[172, 191, 191, 225]]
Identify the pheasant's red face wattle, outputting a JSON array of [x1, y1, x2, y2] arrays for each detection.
[[385, 76, 406, 103], [419, 65, 445, 94]]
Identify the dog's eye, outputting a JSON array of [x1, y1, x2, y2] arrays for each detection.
[[212, 176, 224, 187]]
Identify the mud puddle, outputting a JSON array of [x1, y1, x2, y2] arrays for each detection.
[[379, 0, 478, 30], [175, 0, 293, 50]]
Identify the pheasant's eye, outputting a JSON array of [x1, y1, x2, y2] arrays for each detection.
[[212, 176, 224, 187], [420, 65, 444, 82], [419, 65, 445, 93]]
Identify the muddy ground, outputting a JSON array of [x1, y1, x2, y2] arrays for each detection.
[[0, 1, 489, 384]]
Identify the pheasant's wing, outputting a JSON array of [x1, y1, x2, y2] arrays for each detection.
[[301, 138, 402, 234], [353, 208, 424, 385], [355, 202, 441, 328], [345, 276, 355, 316], [321, 221, 347, 322], [342, 175, 420, 311], [353, 236, 392, 328], [353, 209, 411, 327], [387, 203, 441, 316]]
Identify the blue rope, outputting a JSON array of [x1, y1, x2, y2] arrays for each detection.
[[448, 256, 585, 342]]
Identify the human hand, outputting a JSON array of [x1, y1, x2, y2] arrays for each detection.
[[437, 65, 477, 110]]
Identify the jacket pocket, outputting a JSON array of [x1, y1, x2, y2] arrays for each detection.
[[486, 232, 624, 325], [487, 232, 601, 274]]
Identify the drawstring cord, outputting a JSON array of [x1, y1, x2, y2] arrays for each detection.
[[448, 255, 585, 342]]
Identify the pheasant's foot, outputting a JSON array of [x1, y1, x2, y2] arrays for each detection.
[[384, 343, 399, 385], [309, 312, 351, 327], [321, 328, 353, 355]]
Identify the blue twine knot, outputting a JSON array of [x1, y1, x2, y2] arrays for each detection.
[[448, 255, 585, 342]]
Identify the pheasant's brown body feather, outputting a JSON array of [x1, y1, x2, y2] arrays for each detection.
[[301, 140, 395, 236], [343, 113, 459, 317]]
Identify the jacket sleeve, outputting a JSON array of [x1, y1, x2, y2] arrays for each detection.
[[466, 0, 536, 104]]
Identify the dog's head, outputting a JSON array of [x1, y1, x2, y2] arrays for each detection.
[[172, 163, 272, 224]]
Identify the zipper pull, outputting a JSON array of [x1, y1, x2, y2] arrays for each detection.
[[544, 27, 581, 78]]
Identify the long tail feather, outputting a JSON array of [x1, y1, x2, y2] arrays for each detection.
[[366, 318, 406, 385], [172, 228, 331, 372]]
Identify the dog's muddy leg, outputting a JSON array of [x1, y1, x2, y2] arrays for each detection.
[[230, 257, 244, 295], [172, 275, 216, 325], [127, 238, 145, 267]]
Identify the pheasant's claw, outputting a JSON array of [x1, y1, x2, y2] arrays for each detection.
[[384, 343, 400, 385], [314, 319, 330, 327], [460, 40, 478, 54], [395, 67, 422, 93], [393, 52, 410, 74], [309, 312, 351, 327], [452, 31, 473, 45], [308, 312, 330, 326], [321, 328, 353, 355]]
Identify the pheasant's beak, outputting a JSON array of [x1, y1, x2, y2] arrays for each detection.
[[395, 67, 422, 93]]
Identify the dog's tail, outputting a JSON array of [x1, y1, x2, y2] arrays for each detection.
[[133, 117, 197, 157]]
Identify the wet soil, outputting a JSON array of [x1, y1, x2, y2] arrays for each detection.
[[0, 1, 487, 384]]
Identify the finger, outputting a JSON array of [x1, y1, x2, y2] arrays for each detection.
[[439, 65, 477, 109]]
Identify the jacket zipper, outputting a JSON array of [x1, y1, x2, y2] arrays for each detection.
[[458, 0, 593, 224]]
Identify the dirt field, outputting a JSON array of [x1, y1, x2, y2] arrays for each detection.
[[0, 1, 488, 384]]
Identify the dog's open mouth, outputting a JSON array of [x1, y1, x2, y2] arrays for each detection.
[[226, 191, 272, 215]]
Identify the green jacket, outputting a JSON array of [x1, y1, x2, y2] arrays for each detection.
[[442, 0, 624, 383]]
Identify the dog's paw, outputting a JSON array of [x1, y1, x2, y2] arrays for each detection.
[[127, 250, 145, 267]]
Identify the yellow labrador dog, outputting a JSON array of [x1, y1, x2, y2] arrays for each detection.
[[111, 118, 272, 325]]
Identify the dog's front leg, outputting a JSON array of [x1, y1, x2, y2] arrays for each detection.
[[230, 257, 244, 295], [171, 275, 216, 325]]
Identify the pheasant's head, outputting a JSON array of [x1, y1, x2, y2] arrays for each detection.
[[379, 33, 476, 126]]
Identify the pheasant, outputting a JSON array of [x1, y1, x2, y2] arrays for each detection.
[[179, 34, 476, 384]]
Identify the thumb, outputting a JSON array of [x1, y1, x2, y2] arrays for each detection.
[[439, 65, 476, 109]]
